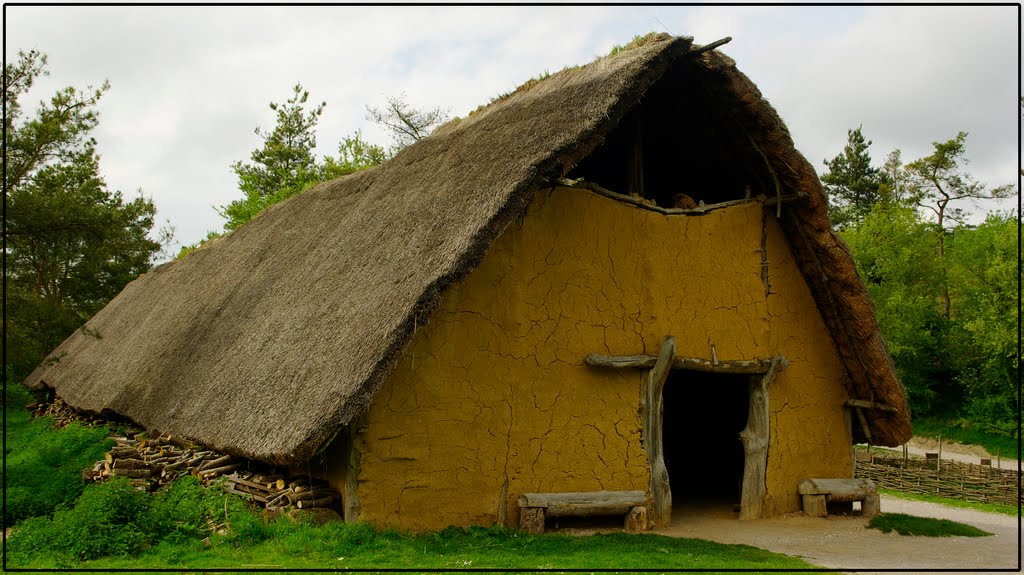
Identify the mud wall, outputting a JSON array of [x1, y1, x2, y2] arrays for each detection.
[[327, 186, 851, 530]]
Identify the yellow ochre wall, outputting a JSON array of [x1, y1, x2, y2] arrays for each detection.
[[335, 186, 851, 530]]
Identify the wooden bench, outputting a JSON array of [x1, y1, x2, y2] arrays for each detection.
[[798, 478, 879, 517], [517, 490, 647, 534]]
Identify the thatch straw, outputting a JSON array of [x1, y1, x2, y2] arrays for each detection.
[[26, 34, 909, 465]]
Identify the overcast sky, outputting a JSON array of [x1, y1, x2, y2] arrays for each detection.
[[6, 5, 1019, 253]]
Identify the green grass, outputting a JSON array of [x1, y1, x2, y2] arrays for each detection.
[[3, 382, 816, 572], [867, 513, 993, 537], [10, 520, 817, 571], [3, 383, 115, 524], [913, 418, 1019, 459], [878, 488, 1018, 516]]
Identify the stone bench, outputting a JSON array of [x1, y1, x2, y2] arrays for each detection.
[[517, 490, 647, 534], [798, 478, 879, 517]]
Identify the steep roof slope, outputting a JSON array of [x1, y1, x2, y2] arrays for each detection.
[[26, 35, 910, 464]]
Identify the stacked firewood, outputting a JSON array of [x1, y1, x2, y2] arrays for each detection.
[[29, 397, 109, 429], [223, 474, 340, 511], [86, 433, 340, 512], [83, 433, 243, 490]]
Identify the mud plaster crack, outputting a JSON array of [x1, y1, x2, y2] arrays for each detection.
[[760, 210, 772, 299]]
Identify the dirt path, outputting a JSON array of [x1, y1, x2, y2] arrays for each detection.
[[871, 437, 1020, 470], [659, 497, 1020, 573]]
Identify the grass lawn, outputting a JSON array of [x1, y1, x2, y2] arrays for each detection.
[[912, 419, 1019, 460], [9, 520, 818, 571], [3, 385, 817, 573], [867, 513, 992, 537], [879, 488, 1018, 516]]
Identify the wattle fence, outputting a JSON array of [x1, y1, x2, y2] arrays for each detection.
[[855, 453, 1021, 507]]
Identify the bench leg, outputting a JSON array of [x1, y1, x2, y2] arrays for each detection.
[[520, 507, 545, 534], [802, 494, 827, 517], [624, 505, 648, 531], [862, 493, 880, 517]]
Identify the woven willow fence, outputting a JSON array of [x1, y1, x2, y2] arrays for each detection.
[[855, 454, 1021, 507]]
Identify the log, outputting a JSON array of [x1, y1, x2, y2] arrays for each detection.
[[519, 507, 545, 534], [197, 454, 233, 472], [287, 489, 338, 504], [585, 353, 783, 374], [268, 478, 287, 491], [227, 474, 274, 493], [113, 468, 153, 479], [739, 356, 782, 520], [644, 336, 676, 528], [862, 493, 881, 517], [624, 506, 648, 531], [224, 485, 269, 503], [798, 478, 877, 501], [198, 462, 242, 479], [517, 491, 646, 517], [265, 489, 293, 509], [296, 496, 336, 509], [106, 446, 140, 462], [802, 494, 827, 517], [844, 399, 898, 413], [113, 458, 152, 470], [184, 453, 214, 468]]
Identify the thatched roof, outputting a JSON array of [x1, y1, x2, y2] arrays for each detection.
[[25, 34, 910, 465]]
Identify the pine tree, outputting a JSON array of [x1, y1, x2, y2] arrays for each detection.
[[821, 126, 887, 229]]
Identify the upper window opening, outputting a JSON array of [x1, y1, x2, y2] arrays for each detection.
[[566, 60, 773, 209]]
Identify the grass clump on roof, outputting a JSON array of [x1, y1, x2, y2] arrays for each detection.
[[608, 31, 664, 57]]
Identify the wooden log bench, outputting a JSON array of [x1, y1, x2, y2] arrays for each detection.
[[798, 478, 879, 518], [517, 490, 648, 534]]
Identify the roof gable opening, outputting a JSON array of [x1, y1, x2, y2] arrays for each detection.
[[567, 59, 774, 209]]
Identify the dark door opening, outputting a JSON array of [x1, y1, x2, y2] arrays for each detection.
[[663, 371, 751, 506]]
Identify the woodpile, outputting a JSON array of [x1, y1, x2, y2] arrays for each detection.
[[85, 432, 340, 511], [227, 475, 340, 511], [28, 397, 110, 429]]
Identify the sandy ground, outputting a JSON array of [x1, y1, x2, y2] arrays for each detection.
[[659, 496, 1020, 573]]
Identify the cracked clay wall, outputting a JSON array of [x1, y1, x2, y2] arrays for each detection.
[[329, 186, 851, 530]]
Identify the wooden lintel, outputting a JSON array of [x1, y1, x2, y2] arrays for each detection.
[[844, 398, 897, 413], [553, 178, 801, 216], [585, 353, 786, 374]]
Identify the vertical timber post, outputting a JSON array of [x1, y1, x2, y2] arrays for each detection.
[[343, 421, 363, 522], [738, 356, 782, 520], [643, 335, 676, 528]]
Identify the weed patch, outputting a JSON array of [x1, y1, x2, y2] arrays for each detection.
[[867, 513, 993, 537]]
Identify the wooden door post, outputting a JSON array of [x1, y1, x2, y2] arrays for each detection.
[[643, 335, 676, 528], [738, 356, 784, 520]]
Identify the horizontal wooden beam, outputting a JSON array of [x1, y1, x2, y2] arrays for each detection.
[[844, 398, 898, 413], [518, 490, 646, 518], [585, 353, 786, 374], [553, 178, 802, 216]]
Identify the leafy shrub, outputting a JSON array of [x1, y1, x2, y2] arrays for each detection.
[[3, 394, 114, 524], [8, 479, 154, 561], [148, 475, 225, 542]]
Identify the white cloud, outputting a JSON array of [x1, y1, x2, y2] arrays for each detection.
[[5, 5, 1017, 250]]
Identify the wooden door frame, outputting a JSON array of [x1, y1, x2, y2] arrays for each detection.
[[585, 336, 786, 526]]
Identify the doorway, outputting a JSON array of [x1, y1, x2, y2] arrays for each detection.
[[662, 371, 751, 506]]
